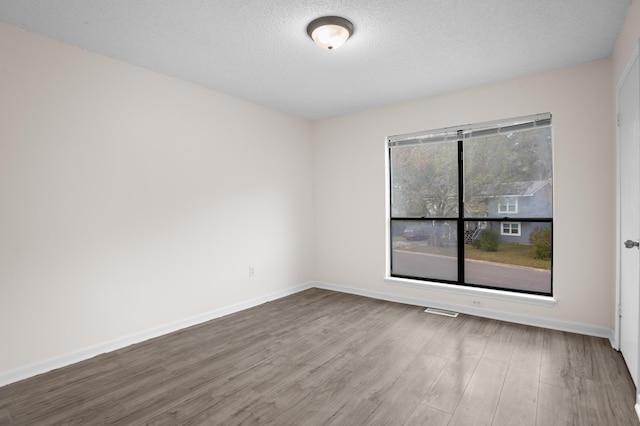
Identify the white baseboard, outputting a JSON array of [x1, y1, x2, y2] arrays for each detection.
[[0, 282, 313, 388], [311, 281, 615, 343], [1, 280, 615, 388]]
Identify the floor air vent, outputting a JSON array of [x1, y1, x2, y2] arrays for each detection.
[[425, 307, 459, 318]]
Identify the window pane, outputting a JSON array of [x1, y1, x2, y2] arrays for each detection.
[[465, 221, 551, 293], [463, 127, 552, 218], [500, 222, 521, 236], [391, 220, 457, 281], [388, 114, 552, 296], [390, 141, 458, 217], [498, 198, 518, 214]]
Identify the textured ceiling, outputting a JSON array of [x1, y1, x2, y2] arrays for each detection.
[[0, 0, 632, 120]]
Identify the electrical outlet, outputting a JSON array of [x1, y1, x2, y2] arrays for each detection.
[[471, 299, 483, 307], [249, 266, 254, 277]]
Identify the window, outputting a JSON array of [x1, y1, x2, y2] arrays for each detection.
[[498, 198, 518, 214], [388, 113, 553, 295], [501, 222, 521, 236]]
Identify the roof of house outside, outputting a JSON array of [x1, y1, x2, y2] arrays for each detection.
[[476, 180, 551, 198]]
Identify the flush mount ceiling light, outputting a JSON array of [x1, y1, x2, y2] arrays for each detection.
[[307, 16, 354, 50]]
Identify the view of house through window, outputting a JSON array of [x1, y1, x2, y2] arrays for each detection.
[[388, 114, 553, 295]]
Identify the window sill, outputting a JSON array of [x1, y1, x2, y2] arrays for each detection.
[[384, 276, 557, 307]]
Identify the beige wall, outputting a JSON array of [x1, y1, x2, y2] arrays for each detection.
[[312, 58, 615, 328], [0, 24, 315, 373], [613, 0, 640, 83]]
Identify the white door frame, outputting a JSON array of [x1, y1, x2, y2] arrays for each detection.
[[615, 39, 640, 418]]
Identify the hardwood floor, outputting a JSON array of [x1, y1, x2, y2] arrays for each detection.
[[1, 288, 638, 425]]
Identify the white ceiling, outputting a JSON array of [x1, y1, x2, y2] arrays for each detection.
[[0, 0, 632, 120]]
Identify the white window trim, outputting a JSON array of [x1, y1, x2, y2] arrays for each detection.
[[501, 222, 521, 236], [498, 197, 518, 214], [383, 276, 556, 307]]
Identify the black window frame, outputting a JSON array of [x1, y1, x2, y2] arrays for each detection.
[[387, 114, 553, 296]]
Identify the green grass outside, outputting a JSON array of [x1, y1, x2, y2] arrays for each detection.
[[395, 238, 551, 270], [465, 243, 551, 270]]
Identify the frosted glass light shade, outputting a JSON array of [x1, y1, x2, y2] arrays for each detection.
[[307, 16, 353, 50]]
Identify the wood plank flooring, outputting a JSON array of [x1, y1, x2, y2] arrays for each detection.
[[0, 288, 638, 425]]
